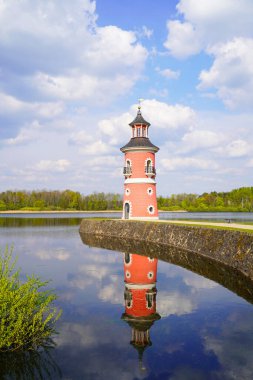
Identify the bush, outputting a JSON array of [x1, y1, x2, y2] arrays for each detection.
[[0, 247, 61, 352]]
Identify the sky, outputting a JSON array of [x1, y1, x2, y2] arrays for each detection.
[[1, 0, 253, 196]]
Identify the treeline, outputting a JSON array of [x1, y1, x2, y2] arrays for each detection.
[[158, 187, 253, 212], [0, 190, 122, 211], [0, 187, 252, 212]]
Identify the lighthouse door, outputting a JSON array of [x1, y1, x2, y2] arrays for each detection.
[[124, 203, 130, 219]]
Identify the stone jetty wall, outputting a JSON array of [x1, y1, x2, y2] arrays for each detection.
[[79, 219, 253, 279]]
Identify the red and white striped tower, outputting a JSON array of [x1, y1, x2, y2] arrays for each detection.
[[120, 105, 159, 220], [121, 253, 160, 370]]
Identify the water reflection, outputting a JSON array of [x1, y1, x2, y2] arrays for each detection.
[[122, 253, 160, 370], [0, 341, 61, 380], [80, 232, 253, 305], [1, 221, 253, 378]]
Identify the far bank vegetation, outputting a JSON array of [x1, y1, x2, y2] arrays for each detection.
[[0, 187, 253, 212]]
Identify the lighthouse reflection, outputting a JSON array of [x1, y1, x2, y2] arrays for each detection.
[[121, 253, 160, 370]]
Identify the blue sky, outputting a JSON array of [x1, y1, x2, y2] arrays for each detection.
[[1, 0, 253, 195]]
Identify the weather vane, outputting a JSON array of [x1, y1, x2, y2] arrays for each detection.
[[138, 98, 144, 110]]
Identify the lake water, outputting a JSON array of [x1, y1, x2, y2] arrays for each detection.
[[1, 217, 253, 379], [1, 211, 253, 222]]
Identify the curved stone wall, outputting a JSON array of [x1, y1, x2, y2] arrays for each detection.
[[79, 219, 253, 279]]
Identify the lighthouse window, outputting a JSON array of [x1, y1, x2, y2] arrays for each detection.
[[148, 257, 154, 262], [147, 271, 154, 279], [146, 293, 153, 309], [124, 253, 132, 265], [126, 270, 131, 279], [137, 128, 141, 137], [147, 187, 153, 196], [125, 188, 131, 196], [148, 205, 155, 214], [124, 290, 133, 308]]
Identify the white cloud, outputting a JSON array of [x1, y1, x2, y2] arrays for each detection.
[[80, 140, 114, 155], [98, 276, 124, 306], [83, 25, 147, 75], [35, 249, 70, 261], [68, 131, 94, 146], [33, 71, 140, 105], [215, 139, 252, 158], [141, 99, 196, 130], [184, 275, 217, 290], [179, 129, 224, 153], [164, 20, 201, 59], [164, 1, 253, 109], [0, 92, 26, 113], [140, 25, 153, 39], [204, 314, 253, 380], [165, 0, 253, 58], [0, 92, 63, 117], [247, 159, 253, 167], [98, 112, 132, 146], [35, 159, 70, 172], [160, 157, 219, 171], [0, 1, 147, 106], [5, 121, 41, 146], [157, 291, 195, 317], [157, 68, 180, 80], [199, 38, 253, 109], [98, 100, 196, 152]]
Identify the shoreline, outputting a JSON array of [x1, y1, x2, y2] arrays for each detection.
[[0, 210, 187, 214], [0, 210, 122, 214]]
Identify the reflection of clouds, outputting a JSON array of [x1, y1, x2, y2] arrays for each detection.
[[56, 323, 97, 348], [69, 264, 113, 290], [81, 249, 120, 264], [203, 311, 253, 380], [35, 248, 70, 261], [158, 261, 185, 279], [183, 274, 217, 290], [68, 276, 95, 290], [157, 291, 195, 317], [56, 320, 127, 348], [79, 264, 112, 280], [170, 367, 207, 380], [55, 320, 145, 380], [98, 275, 124, 306]]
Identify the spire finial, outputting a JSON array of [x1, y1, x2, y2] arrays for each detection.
[[138, 98, 144, 112]]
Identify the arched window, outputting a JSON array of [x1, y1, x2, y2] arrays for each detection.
[[124, 253, 132, 265], [124, 201, 132, 219]]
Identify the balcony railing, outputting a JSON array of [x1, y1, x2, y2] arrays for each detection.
[[145, 166, 156, 176], [123, 166, 132, 176]]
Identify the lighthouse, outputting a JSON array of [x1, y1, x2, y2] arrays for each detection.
[[121, 253, 160, 370], [120, 105, 159, 220]]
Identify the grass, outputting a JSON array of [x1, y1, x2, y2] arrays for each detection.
[[159, 221, 253, 234]]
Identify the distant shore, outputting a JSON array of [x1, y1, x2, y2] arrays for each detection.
[[0, 209, 187, 214], [0, 210, 121, 214]]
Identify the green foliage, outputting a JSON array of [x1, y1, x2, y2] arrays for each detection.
[[157, 187, 253, 212], [0, 187, 253, 212], [0, 190, 122, 211], [0, 247, 61, 352]]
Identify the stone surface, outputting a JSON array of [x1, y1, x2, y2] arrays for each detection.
[[79, 219, 253, 279]]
